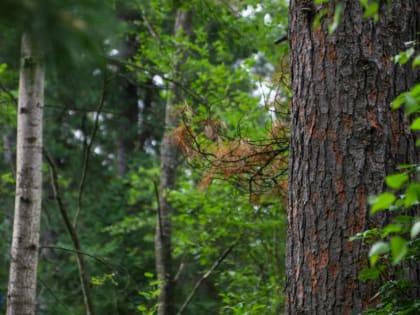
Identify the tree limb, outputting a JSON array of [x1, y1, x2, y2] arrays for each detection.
[[176, 238, 239, 315]]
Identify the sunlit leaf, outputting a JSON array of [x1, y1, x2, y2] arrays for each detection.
[[410, 117, 420, 130], [391, 93, 405, 109], [404, 184, 420, 207], [369, 241, 390, 257], [411, 221, 420, 239], [385, 173, 409, 189], [413, 54, 420, 67], [369, 241, 389, 266], [370, 192, 396, 214]]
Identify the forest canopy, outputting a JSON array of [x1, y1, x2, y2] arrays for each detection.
[[0, 1, 419, 315]]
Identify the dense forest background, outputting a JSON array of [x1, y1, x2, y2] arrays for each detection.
[[1, 1, 419, 315], [0, 1, 289, 314]]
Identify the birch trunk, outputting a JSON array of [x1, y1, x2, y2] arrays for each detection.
[[7, 32, 44, 315], [155, 9, 192, 315]]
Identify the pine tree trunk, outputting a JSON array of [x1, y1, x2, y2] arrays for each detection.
[[7, 32, 44, 315], [155, 9, 192, 315], [287, 1, 419, 314]]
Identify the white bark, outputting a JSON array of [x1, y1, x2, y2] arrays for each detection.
[[7, 32, 44, 315]]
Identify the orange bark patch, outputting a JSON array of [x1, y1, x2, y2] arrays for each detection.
[[368, 110, 381, 130], [308, 111, 316, 135], [344, 278, 356, 315], [383, 53, 389, 68], [327, 208, 334, 220], [327, 128, 336, 139], [368, 88, 377, 106], [367, 40, 373, 55], [349, 185, 367, 235], [390, 112, 401, 154], [329, 261, 338, 277], [291, 32, 297, 46], [328, 42, 337, 62], [333, 141, 342, 166], [319, 247, 329, 269], [312, 128, 326, 142], [356, 184, 366, 212], [314, 29, 325, 64], [343, 114, 353, 132], [335, 176, 345, 204]]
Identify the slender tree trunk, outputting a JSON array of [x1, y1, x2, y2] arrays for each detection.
[[7, 32, 44, 315], [287, 1, 419, 314], [155, 9, 192, 315], [116, 31, 139, 176]]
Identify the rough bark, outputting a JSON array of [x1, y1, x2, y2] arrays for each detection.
[[7, 32, 44, 315], [155, 9, 193, 315], [287, 1, 419, 314]]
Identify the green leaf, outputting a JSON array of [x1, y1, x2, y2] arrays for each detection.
[[369, 241, 390, 265], [391, 93, 405, 109], [313, 9, 327, 29], [381, 224, 402, 238], [363, 3, 378, 21], [410, 117, 420, 130], [390, 236, 408, 265], [404, 93, 419, 115], [404, 184, 420, 207], [137, 305, 147, 312], [385, 173, 409, 189], [370, 192, 396, 214], [358, 267, 381, 281], [411, 221, 420, 239], [413, 54, 420, 67], [369, 241, 390, 257], [0, 63, 7, 75], [328, 4, 342, 34]]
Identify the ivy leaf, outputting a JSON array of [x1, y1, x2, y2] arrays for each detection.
[[411, 221, 420, 239], [390, 236, 408, 265], [370, 192, 396, 214], [385, 173, 409, 189]]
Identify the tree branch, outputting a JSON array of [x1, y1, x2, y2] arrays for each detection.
[[74, 74, 109, 228], [44, 149, 96, 315], [176, 238, 239, 315]]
